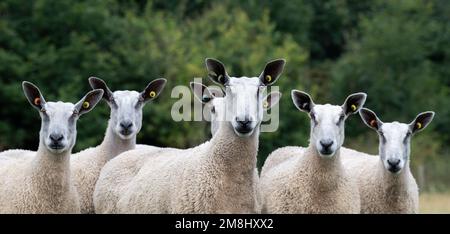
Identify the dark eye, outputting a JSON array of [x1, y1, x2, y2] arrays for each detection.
[[379, 131, 387, 143], [337, 114, 345, 125], [211, 106, 216, 114], [109, 98, 118, 107], [404, 132, 411, 143], [310, 113, 318, 124]]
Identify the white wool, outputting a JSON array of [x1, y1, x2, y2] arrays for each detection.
[[0, 147, 80, 213]]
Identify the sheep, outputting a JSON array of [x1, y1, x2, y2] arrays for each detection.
[[94, 58, 285, 213], [70, 77, 167, 213], [340, 108, 435, 214], [0, 82, 103, 213], [260, 90, 367, 214], [93, 81, 281, 214]]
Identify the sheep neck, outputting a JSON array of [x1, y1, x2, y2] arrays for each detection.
[[300, 144, 344, 190], [31, 142, 71, 193], [100, 120, 136, 162], [206, 121, 258, 175], [377, 159, 412, 195]]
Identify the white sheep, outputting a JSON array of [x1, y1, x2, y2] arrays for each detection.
[[70, 77, 167, 213], [94, 58, 285, 213], [93, 81, 281, 213], [260, 90, 367, 213], [0, 82, 103, 213], [340, 108, 435, 213]]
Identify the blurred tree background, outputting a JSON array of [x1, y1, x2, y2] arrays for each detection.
[[0, 0, 448, 193]]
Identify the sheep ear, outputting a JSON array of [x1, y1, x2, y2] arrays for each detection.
[[359, 108, 383, 131], [409, 111, 435, 134], [88, 77, 113, 102], [259, 59, 286, 86], [75, 89, 104, 116], [22, 81, 46, 110], [291, 90, 314, 113], [206, 58, 229, 86], [343, 92, 367, 116], [140, 78, 167, 103], [190, 82, 215, 104], [263, 91, 282, 110]]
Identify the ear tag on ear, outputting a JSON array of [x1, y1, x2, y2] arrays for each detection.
[[416, 122, 422, 129], [351, 104, 357, 112], [265, 75, 272, 83], [82, 101, 90, 109], [263, 101, 269, 109], [370, 119, 377, 128], [34, 97, 41, 106], [149, 91, 156, 98]]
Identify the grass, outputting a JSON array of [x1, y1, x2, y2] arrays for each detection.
[[419, 193, 450, 214]]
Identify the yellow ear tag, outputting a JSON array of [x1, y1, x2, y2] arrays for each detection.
[[149, 91, 156, 98], [416, 122, 422, 129], [263, 101, 269, 109], [265, 75, 272, 83], [82, 101, 90, 109], [351, 104, 357, 112], [34, 97, 41, 106]]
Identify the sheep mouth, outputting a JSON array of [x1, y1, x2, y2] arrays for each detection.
[[49, 143, 64, 150], [319, 149, 335, 157], [388, 166, 402, 174], [120, 129, 134, 136], [234, 126, 254, 136]]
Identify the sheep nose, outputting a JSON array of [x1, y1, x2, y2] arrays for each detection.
[[236, 117, 251, 127], [387, 159, 401, 167], [120, 121, 133, 130], [49, 133, 64, 143], [320, 139, 334, 149]]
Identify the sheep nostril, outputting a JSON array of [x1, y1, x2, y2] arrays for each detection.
[[235, 116, 251, 126], [387, 159, 400, 166], [49, 133, 64, 142], [319, 139, 333, 149], [120, 121, 133, 130]]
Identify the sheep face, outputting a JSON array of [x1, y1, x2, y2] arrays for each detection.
[[223, 77, 264, 137], [89, 77, 167, 140], [378, 122, 411, 174], [292, 91, 367, 158], [360, 108, 435, 174], [108, 91, 143, 140], [205, 58, 285, 138], [309, 104, 346, 157], [22, 81, 103, 154], [190, 82, 281, 137]]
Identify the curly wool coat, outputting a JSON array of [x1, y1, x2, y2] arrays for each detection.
[[260, 145, 360, 214]]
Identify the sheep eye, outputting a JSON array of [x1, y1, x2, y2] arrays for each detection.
[[110, 99, 118, 108], [310, 113, 318, 124], [404, 132, 411, 143], [337, 114, 345, 125], [379, 131, 387, 143]]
